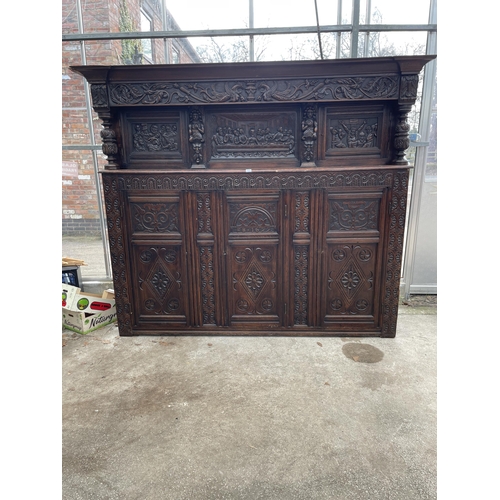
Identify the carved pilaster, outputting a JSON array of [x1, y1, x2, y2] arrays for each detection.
[[381, 170, 408, 337], [197, 192, 216, 325], [102, 175, 133, 336], [189, 107, 206, 168], [300, 105, 318, 166]]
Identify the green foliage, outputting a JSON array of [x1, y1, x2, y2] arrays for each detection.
[[119, 0, 143, 64]]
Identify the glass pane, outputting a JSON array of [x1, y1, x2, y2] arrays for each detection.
[[367, 31, 427, 57], [167, 0, 248, 30], [259, 33, 322, 61], [252, 0, 338, 28], [191, 36, 252, 63], [425, 68, 437, 181], [368, 0, 431, 25], [341, 0, 353, 24], [191, 32, 353, 63], [140, 11, 153, 61], [62, 150, 108, 279]]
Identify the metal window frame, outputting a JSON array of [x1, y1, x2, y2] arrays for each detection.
[[63, 0, 437, 289], [401, 0, 437, 299]]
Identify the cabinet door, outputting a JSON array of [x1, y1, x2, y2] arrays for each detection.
[[224, 191, 284, 329], [321, 189, 388, 330], [125, 193, 190, 329]]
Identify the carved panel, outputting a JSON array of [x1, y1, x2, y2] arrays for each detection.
[[123, 111, 185, 166], [132, 123, 179, 152], [209, 109, 297, 160], [133, 244, 187, 321], [229, 203, 278, 234], [329, 199, 380, 231], [329, 118, 378, 149], [229, 246, 279, 319], [130, 201, 179, 234], [325, 243, 377, 317], [323, 104, 385, 159]]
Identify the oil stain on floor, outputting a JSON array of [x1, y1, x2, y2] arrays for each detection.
[[342, 343, 384, 363]]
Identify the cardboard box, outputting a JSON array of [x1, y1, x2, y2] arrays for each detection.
[[62, 284, 117, 334]]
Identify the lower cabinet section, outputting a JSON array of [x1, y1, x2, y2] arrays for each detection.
[[103, 168, 408, 337]]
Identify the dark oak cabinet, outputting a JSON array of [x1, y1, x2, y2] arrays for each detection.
[[72, 55, 435, 337]]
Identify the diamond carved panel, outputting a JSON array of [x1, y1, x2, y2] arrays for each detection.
[[335, 259, 364, 300], [146, 264, 175, 300], [242, 262, 267, 300]]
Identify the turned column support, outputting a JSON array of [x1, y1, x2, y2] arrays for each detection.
[[393, 103, 412, 165], [393, 73, 420, 165], [99, 112, 120, 169], [90, 83, 121, 169]]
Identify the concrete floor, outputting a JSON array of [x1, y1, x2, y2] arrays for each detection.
[[62, 302, 436, 500]]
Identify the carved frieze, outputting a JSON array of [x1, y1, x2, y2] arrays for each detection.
[[108, 76, 399, 106], [118, 170, 394, 191]]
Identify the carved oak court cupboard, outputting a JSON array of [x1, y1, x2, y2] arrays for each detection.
[[72, 55, 435, 337]]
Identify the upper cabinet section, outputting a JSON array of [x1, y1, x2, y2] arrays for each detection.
[[71, 56, 436, 170]]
